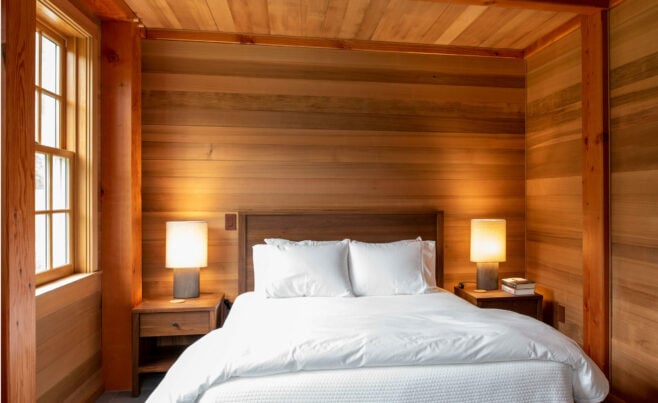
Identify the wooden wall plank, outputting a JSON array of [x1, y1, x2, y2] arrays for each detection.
[[1, 0, 37, 401], [100, 20, 142, 390], [610, 0, 658, 399], [141, 39, 526, 300], [581, 9, 610, 375], [35, 273, 102, 402], [142, 72, 526, 103], [140, 127, 525, 150], [526, 29, 584, 343], [140, 38, 525, 74]]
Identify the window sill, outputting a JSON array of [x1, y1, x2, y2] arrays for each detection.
[[36, 271, 100, 297]]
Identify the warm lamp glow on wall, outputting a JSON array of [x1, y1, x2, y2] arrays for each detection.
[[166, 221, 208, 302], [470, 219, 506, 291]]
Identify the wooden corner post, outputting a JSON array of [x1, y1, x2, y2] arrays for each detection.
[[1, 0, 37, 401], [100, 20, 142, 390], [581, 10, 610, 376]]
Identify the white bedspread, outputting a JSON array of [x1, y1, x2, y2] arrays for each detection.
[[148, 290, 608, 403], [199, 361, 574, 402]]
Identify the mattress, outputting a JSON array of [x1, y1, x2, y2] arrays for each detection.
[[148, 291, 608, 402], [199, 361, 574, 403]]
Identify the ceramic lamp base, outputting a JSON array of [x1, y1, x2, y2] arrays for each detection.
[[173, 268, 200, 299], [476, 262, 499, 290]]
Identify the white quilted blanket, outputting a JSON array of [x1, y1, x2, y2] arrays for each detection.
[[148, 290, 608, 403], [198, 361, 574, 402]]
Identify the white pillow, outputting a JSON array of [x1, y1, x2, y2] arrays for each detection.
[[265, 238, 348, 246], [418, 238, 437, 289], [252, 240, 352, 298], [252, 244, 269, 295], [350, 237, 436, 289], [348, 240, 426, 296], [262, 237, 436, 290]]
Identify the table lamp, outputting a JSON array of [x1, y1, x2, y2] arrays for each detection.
[[166, 221, 208, 301], [470, 219, 506, 291]]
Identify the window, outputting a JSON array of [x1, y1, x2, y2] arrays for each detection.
[[35, 25, 73, 279], [35, 1, 99, 286]]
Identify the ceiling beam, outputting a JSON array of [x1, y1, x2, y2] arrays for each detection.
[[145, 29, 524, 59], [76, 0, 136, 21], [421, 0, 608, 14]]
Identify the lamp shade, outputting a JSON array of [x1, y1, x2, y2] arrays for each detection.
[[166, 221, 208, 269], [470, 219, 506, 263]]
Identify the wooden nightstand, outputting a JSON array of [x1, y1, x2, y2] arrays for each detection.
[[132, 293, 224, 396], [454, 284, 542, 320]]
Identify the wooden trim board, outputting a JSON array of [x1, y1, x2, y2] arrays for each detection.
[[145, 29, 524, 59], [420, 0, 608, 14]]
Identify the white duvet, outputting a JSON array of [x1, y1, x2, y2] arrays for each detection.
[[148, 290, 608, 403]]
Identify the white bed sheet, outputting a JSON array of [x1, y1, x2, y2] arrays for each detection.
[[199, 361, 573, 403], [149, 290, 608, 403]]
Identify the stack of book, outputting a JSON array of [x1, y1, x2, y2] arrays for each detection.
[[501, 277, 535, 295]]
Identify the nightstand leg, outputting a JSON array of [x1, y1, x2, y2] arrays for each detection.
[[132, 374, 140, 397]]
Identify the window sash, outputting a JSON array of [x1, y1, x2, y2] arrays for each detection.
[[35, 24, 66, 149], [34, 146, 73, 274], [35, 20, 75, 285]]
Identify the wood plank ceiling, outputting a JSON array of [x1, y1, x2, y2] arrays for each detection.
[[123, 0, 582, 53]]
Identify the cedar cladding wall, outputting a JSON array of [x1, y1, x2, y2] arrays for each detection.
[[141, 40, 526, 300], [525, 30, 584, 344], [610, 0, 658, 400], [36, 274, 102, 402]]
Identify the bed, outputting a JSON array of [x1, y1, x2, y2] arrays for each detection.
[[148, 211, 608, 403]]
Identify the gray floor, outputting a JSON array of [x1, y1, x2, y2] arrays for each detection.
[[96, 373, 164, 403]]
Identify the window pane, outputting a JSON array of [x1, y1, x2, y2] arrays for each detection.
[[41, 35, 60, 94], [35, 90, 40, 142], [35, 214, 50, 273], [53, 156, 69, 210], [35, 32, 40, 86], [35, 153, 49, 211], [53, 212, 70, 268], [40, 94, 59, 147]]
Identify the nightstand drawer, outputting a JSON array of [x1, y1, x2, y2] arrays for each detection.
[[140, 311, 210, 337], [477, 299, 540, 318]]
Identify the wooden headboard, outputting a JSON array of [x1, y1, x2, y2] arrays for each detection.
[[238, 211, 444, 294]]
